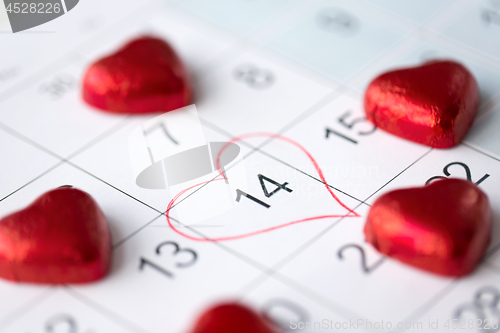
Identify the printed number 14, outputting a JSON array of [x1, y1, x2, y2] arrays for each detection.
[[236, 174, 293, 208]]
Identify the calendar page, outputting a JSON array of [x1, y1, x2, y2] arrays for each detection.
[[1, 0, 500, 332]]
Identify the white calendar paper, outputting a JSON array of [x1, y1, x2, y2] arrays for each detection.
[[1, 0, 500, 332]]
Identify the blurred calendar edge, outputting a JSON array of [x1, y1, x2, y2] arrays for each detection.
[[0, 3, 8, 30]]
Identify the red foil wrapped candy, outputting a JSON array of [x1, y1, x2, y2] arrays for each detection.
[[83, 36, 191, 114], [190, 302, 278, 333], [0, 187, 112, 284], [364, 179, 491, 277], [364, 60, 480, 148]]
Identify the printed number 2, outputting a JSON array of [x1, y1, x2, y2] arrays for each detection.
[[337, 244, 385, 274], [426, 162, 490, 186], [45, 314, 78, 333]]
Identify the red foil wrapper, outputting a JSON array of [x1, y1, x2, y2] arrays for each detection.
[[364, 179, 491, 277], [83, 36, 191, 114], [364, 60, 480, 148], [190, 303, 278, 333], [0, 187, 112, 284]]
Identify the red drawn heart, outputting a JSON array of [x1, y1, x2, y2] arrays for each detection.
[[82, 36, 191, 114], [364, 179, 491, 276], [0, 187, 112, 284], [166, 132, 359, 242], [190, 302, 278, 333], [364, 60, 480, 148]]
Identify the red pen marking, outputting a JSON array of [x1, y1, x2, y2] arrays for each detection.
[[166, 132, 360, 242]]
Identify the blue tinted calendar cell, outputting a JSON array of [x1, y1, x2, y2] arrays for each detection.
[[441, 2, 500, 61], [354, 42, 500, 110], [176, 0, 298, 35], [464, 105, 500, 158], [367, 0, 452, 23], [267, 3, 406, 83]]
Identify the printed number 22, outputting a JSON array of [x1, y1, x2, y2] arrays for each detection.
[[426, 162, 490, 186]]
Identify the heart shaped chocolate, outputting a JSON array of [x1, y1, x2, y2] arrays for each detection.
[[83, 37, 191, 114], [364, 60, 480, 148], [190, 303, 278, 333], [364, 179, 491, 276], [0, 187, 112, 284]]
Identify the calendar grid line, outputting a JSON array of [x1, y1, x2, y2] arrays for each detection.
[[421, 20, 500, 72], [197, 115, 369, 206], [246, 3, 420, 86], [165, 90, 354, 213], [195, 92, 370, 204], [0, 116, 157, 212], [64, 115, 132, 161], [0, 287, 55, 331], [74, 0, 500, 329], [461, 141, 500, 164], [271, 91, 341, 136], [0, 117, 167, 219], [212, 0, 422, 95], [476, 96, 500, 120], [212, 0, 500, 118], [364, 0, 452, 30], [343, 42, 500, 115], [185, 22, 343, 91], [157, 214, 277, 275], [144, 204, 367, 316], [0, 77, 361, 277], [403, 0, 498, 70], [263, 148, 438, 272], [165, 1, 316, 86], [252, 148, 367, 205], [429, 32, 500, 76], [269, 268, 372, 326], [393, 239, 500, 332], [249, 202, 365, 283], [212, 21, 500, 131], [235, 144, 463, 326], [360, 148, 434, 204], [144, 206, 365, 300], [0, 0, 160, 105], [65, 161, 164, 215], [65, 287, 149, 333], [484, 240, 500, 263], [396, 280, 459, 333], [74, 0, 161, 52], [183, 99, 467, 324], [485, 264, 500, 275], [0, 161, 64, 204], [113, 214, 164, 249], [430, 27, 500, 74], [215, 236, 369, 323], [0, 122, 65, 161]]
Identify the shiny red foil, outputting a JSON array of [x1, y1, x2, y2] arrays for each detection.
[[82, 36, 191, 114], [365, 179, 491, 276], [364, 60, 480, 148], [0, 187, 112, 284], [190, 303, 278, 333]]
